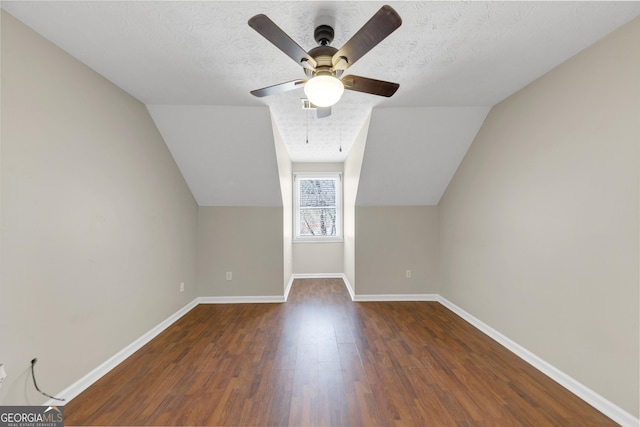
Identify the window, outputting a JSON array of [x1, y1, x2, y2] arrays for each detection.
[[294, 173, 342, 240]]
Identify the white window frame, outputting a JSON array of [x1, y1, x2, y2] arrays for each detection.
[[293, 172, 343, 242]]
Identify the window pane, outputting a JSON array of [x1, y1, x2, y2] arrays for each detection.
[[294, 173, 341, 240], [299, 179, 336, 207], [299, 207, 337, 236]]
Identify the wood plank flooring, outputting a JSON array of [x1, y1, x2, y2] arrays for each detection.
[[64, 278, 617, 426]]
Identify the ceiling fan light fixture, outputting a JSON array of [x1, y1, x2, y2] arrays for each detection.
[[304, 75, 344, 107]]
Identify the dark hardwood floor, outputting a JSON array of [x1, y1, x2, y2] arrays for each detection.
[[65, 278, 616, 426]]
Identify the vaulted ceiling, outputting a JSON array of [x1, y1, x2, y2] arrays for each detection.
[[3, 1, 639, 206]]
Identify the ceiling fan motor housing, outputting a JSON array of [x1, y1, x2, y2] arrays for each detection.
[[314, 25, 334, 46], [305, 45, 339, 78]]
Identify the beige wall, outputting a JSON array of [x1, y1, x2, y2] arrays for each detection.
[[438, 17, 639, 416], [355, 206, 440, 295], [292, 242, 344, 275], [197, 207, 283, 297], [291, 163, 344, 275], [3, 5, 637, 420], [0, 11, 198, 405]]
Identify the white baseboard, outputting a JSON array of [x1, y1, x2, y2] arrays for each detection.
[[291, 273, 345, 279], [342, 275, 355, 301], [354, 293, 439, 302], [47, 298, 199, 406], [50, 289, 639, 427], [197, 295, 285, 304], [284, 275, 295, 301], [437, 296, 639, 427], [49, 295, 284, 405]]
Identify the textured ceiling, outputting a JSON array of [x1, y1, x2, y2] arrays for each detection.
[[3, 1, 639, 206], [3, 1, 639, 163]]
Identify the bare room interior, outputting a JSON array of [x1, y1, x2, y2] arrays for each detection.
[[1, 1, 638, 426]]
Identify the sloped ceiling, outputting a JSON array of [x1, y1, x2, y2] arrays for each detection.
[[357, 107, 491, 206], [2, 1, 639, 206], [147, 106, 282, 206]]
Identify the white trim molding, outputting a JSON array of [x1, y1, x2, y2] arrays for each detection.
[[46, 295, 285, 406], [293, 172, 343, 241], [290, 273, 344, 279], [342, 275, 355, 301], [285, 275, 296, 301], [47, 298, 199, 406], [437, 295, 639, 427], [197, 295, 285, 304], [354, 294, 439, 302], [49, 288, 639, 426]]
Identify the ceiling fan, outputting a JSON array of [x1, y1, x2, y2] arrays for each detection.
[[248, 5, 402, 118]]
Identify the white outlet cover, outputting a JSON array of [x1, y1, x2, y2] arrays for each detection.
[[0, 364, 7, 388]]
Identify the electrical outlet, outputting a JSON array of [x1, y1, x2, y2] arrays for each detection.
[[180, 282, 185, 293], [226, 272, 233, 281], [0, 364, 7, 389], [405, 270, 412, 279]]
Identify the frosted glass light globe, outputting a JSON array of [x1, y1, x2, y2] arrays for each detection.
[[304, 75, 344, 107]]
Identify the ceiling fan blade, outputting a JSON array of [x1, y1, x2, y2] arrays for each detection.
[[342, 75, 399, 97], [248, 14, 317, 71], [250, 79, 306, 97], [317, 106, 331, 119], [332, 5, 402, 71]]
